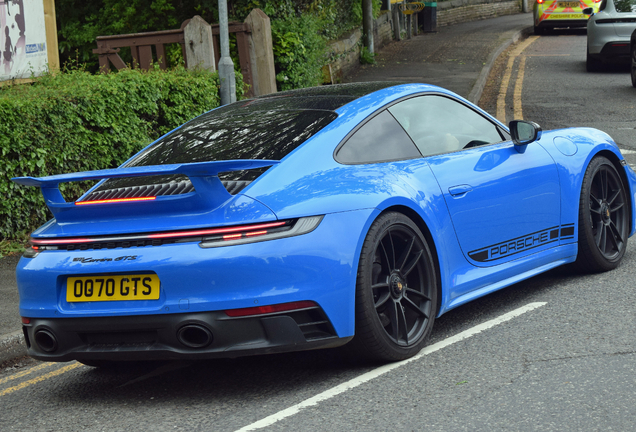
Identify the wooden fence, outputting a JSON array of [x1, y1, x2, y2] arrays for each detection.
[[92, 10, 276, 97]]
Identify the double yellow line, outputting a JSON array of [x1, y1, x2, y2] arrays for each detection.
[[0, 362, 81, 397], [496, 36, 540, 123]]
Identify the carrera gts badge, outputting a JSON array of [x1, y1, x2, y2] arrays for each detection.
[[73, 255, 138, 263]]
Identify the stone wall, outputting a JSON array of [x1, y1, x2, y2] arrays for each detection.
[[374, 11, 394, 47], [437, 0, 522, 27], [324, 11, 393, 83]]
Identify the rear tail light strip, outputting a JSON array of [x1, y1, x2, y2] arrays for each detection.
[[24, 216, 323, 256], [29, 221, 289, 247], [199, 216, 323, 248]]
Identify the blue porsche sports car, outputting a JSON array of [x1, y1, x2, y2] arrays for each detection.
[[13, 83, 636, 365]]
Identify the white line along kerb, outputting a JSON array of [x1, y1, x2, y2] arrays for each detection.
[[236, 301, 547, 432]]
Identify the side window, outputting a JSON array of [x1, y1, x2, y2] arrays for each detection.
[[388, 95, 505, 157], [335, 110, 422, 164]]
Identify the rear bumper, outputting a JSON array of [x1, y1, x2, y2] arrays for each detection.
[[535, 18, 588, 29], [592, 41, 632, 60], [587, 41, 631, 63], [22, 309, 350, 362]]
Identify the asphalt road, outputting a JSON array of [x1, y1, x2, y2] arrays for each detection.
[[1, 31, 636, 432]]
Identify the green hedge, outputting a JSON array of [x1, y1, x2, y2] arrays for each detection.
[[0, 67, 244, 240]]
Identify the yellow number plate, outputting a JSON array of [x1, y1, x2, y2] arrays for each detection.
[[66, 274, 160, 302], [558, 1, 580, 7]]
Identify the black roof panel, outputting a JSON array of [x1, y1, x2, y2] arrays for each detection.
[[261, 82, 400, 100]]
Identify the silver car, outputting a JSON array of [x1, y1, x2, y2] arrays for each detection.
[[585, 0, 636, 71]]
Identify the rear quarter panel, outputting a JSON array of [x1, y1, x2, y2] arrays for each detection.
[[538, 127, 636, 240]]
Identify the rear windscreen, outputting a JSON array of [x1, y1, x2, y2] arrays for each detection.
[[126, 109, 338, 166], [91, 108, 338, 191], [615, 0, 636, 12]]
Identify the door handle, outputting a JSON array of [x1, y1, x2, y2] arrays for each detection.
[[448, 184, 473, 196]]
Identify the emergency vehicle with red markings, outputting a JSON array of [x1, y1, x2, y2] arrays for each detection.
[[534, 0, 601, 34]]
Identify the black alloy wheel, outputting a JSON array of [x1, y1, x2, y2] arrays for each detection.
[[348, 212, 437, 361], [575, 156, 629, 272]]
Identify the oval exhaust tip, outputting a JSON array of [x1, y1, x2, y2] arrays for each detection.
[[34, 329, 58, 353], [177, 324, 213, 349]]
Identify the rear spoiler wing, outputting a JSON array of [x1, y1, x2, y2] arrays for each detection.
[[12, 160, 279, 222]]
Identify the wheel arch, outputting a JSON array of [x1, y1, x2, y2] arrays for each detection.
[[376, 204, 444, 316], [594, 149, 634, 235], [573, 150, 632, 272]]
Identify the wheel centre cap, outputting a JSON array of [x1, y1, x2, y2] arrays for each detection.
[[390, 274, 405, 298], [600, 202, 611, 225]]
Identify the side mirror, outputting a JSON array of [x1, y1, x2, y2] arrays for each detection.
[[583, 7, 594, 15], [509, 120, 542, 146]]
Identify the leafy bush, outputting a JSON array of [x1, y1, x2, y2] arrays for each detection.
[[360, 46, 376, 65], [271, 14, 327, 90], [0, 67, 244, 240]]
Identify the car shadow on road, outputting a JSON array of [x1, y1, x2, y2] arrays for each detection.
[[592, 62, 631, 73], [35, 237, 635, 424], [50, 263, 586, 398]]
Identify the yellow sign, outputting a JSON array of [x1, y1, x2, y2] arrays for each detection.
[[400, 2, 426, 14]]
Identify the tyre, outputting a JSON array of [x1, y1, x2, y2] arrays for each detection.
[[586, 48, 603, 72], [631, 44, 636, 87], [534, 25, 544, 36], [575, 156, 629, 272], [348, 212, 437, 362]]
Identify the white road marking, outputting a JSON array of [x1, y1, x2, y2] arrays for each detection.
[[619, 148, 636, 155], [235, 302, 547, 432]]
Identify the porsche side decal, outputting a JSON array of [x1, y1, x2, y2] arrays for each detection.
[[468, 224, 574, 262]]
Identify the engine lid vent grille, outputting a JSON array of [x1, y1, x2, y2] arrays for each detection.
[[82, 179, 252, 202]]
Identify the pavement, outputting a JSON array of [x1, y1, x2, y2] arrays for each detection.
[[0, 12, 533, 366], [0, 254, 23, 365], [346, 11, 533, 103]]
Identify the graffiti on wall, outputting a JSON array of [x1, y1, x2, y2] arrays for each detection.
[[1, 0, 47, 81]]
